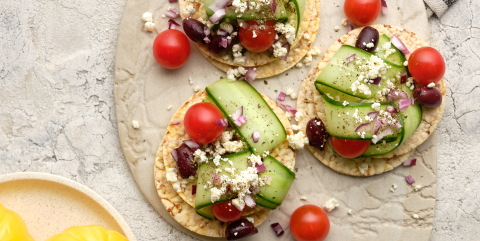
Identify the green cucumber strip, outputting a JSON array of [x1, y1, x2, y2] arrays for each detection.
[[196, 206, 215, 220], [256, 155, 295, 205], [253, 194, 278, 209], [204, 0, 288, 21], [195, 150, 251, 210], [315, 45, 407, 99], [315, 82, 365, 103], [375, 34, 407, 67], [359, 112, 405, 157], [205, 79, 286, 156]]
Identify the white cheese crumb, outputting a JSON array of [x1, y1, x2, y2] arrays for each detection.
[[358, 163, 368, 175], [427, 82, 435, 88], [300, 196, 307, 201], [414, 185, 422, 191], [413, 214, 419, 219], [252, 30, 257, 38], [290, 93, 297, 99], [234, 232, 238, 236], [303, 33, 310, 40], [194, 85, 200, 92], [404, 61, 409, 66], [334, 26, 340, 32], [272, 41, 288, 58], [342, 18, 348, 26], [285, 111, 293, 120], [189, 76, 193, 85], [274, 23, 296, 44], [166, 168, 178, 182], [324, 198, 339, 212], [343, 100, 349, 106], [232, 197, 246, 211], [142, 12, 153, 22], [183, 5, 196, 17], [167, 105, 172, 110], [287, 131, 308, 150], [292, 125, 301, 131], [295, 62, 303, 68], [144, 22, 156, 32], [246, 217, 254, 223], [295, 111, 304, 122], [286, 88, 294, 96], [371, 102, 380, 111], [310, 46, 321, 56], [390, 184, 397, 192], [347, 209, 352, 215], [132, 120, 140, 129]]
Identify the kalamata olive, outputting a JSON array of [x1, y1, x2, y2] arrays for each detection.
[[355, 26, 379, 53], [225, 219, 258, 241], [183, 18, 212, 44], [176, 143, 197, 178], [413, 86, 442, 108], [208, 31, 238, 56], [306, 117, 329, 151]]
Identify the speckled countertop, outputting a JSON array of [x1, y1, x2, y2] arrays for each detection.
[[0, 0, 478, 240]]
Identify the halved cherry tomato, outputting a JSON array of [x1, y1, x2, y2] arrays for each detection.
[[408, 47, 445, 86], [239, 20, 276, 53], [153, 29, 190, 69], [211, 200, 245, 223], [290, 205, 330, 241], [344, 0, 381, 26], [331, 137, 370, 158], [184, 102, 224, 144]]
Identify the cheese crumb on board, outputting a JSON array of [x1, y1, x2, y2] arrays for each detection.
[[132, 120, 140, 129], [324, 198, 339, 212], [144, 22, 156, 32], [300, 196, 307, 201], [142, 12, 153, 22]]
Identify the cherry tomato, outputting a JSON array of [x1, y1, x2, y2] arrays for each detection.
[[290, 205, 330, 241], [239, 20, 276, 53], [184, 102, 224, 144], [408, 47, 445, 86], [344, 0, 381, 26], [331, 137, 370, 159], [211, 200, 246, 223], [152, 29, 190, 69]]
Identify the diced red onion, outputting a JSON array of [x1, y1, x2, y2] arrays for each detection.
[[232, 106, 243, 120], [215, 118, 229, 127], [372, 77, 382, 85], [373, 116, 382, 134], [276, 100, 297, 115], [165, 9, 180, 18], [237, 75, 245, 81], [395, 120, 403, 129], [204, 37, 211, 43], [192, 185, 197, 195], [234, 115, 248, 126], [245, 68, 257, 83], [220, 37, 228, 48], [216, 29, 228, 36], [403, 158, 417, 166], [398, 99, 411, 112], [278, 92, 286, 101], [391, 35, 410, 54], [251, 186, 260, 194], [244, 194, 256, 208], [169, 0, 178, 2], [348, 24, 353, 32], [264, 175, 272, 185], [411, 96, 415, 105], [390, 89, 398, 100], [372, 128, 393, 144], [268, 46, 274, 55], [270, 0, 277, 13], [255, 163, 266, 172], [381, 0, 388, 15], [386, 105, 398, 113], [183, 140, 200, 151], [204, 26, 211, 36], [171, 118, 182, 125], [280, 42, 291, 61], [368, 112, 379, 120], [227, 4, 235, 9], [271, 223, 284, 237], [405, 175, 415, 184], [252, 130, 260, 143], [355, 123, 371, 133], [209, 8, 226, 24], [211, 173, 222, 185], [168, 19, 180, 29], [220, 23, 233, 34], [246, 1, 250, 10], [171, 149, 179, 162], [401, 72, 407, 84], [345, 54, 356, 64], [399, 90, 409, 99], [209, 0, 231, 12]]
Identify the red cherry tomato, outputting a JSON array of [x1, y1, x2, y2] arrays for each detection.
[[408, 47, 445, 86], [211, 200, 246, 223], [344, 0, 381, 26], [184, 103, 224, 144], [290, 205, 330, 241], [331, 137, 370, 159], [152, 29, 190, 69], [239, 20, 277, 53]]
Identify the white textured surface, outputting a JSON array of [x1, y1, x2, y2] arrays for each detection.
[[0, 1, 477, 241]]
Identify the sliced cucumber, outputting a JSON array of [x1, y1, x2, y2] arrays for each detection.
[[195, 150, 251, 210], [375, 34, 407, 66], [205, 0, 288, 21], [315, 45, 407, 99], [315, 82, 365, 103], [285, 0, 305, 35], [205, 79, 286, 156], [255, 155, 295, 206], [253, 194, 278, 210], [196, 206, 215, 220]]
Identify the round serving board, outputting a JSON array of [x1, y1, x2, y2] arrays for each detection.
[[0, 172, 136, 241], [114, 0, 436, 240]]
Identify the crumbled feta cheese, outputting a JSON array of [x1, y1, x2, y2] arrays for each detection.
[[210, 187, 222, 203], [414, 185, 422, 191], [272, 41, 288, 58], [166, 168, 178, 182], [303, 52, 313, 66], [262, 150, 269, 158], [132, 120, 140, 129], [188, 76, 193, 85], [142, 12, 153, 22], [234, 232, 238, 236], [324, 198, 339, 212], [290, 93, 297, 99], [247, 154, 263, 166], [347, 209, 352, 215], [334, 26, 340, 32], [274, 23, 296, 44], [144, 22, 156, 32], [286, 88, 294, 96], [252, 30, 257, 38], [287, 56, 294, 62], [413, 214, 419, 219], [246, 217, 254, 223], [232, 197, 246, 211], [390, 184, 397, 192], [403, 61, 408, 66], [223, 141, 244, 153], [371, 102, 380, 111], [285, 111, 293, 120], [358, 163, 368, 175], [295, 111, 304, 121], [221, 131, 234, 144], [287, 131, 308, 150], [342, 18, 348, 26], [310, 46, 321, 56], [303, 33, 310, 40], [167, 105, 172, 110], [366, 42, 374, 48], [292, 124, 301, 131], [343, 100, 349, 106], [427, 82, 435, 88], [183, 5, 196, 17], [194, 85, 200, 92], [300, 196, 307, 201], [172, 181, 181, 192], [193, 149, 208, 163], [198, 17, 206, 24]]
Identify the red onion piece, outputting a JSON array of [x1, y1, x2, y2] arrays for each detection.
[[395, 120, 403, 129], [209, 8, 226, 24], [169, 0, 178, 2], [204, 26, 211, 36], [348, 24, 353, 32], [276, 100, 297, 115], [251, 186, 260, 194], [192, 185, 197, 195], [168, 19, 180, 29], [246, 1, 250, 10], [278, 92, 286, 101], [220, 37, 228, 48], [405, 175, 415, 184], [232, 106, 243, 120], [411, 96, 415, 105], [215, 118, 229, 127], [245, 68, 257, 83], [209, 0, 231, 12], [270, 0, 277, 13], [252, 130, 260, 143], [255, 163, 266, 172], [372, 77, 382, 85], [391, 35, 410, 54], [373, 116, 382, 134], [280, 42, 291, 61], [381, 0, 388, 15], [211, 173, 222, 185], [171, 149, 179, 162], [390, 89, 398, 100], [271, 223, 284, 237], [203, 37, 211, 43], [368, 112, 379, 120], [227, 4, 235, 9], [403, 158, 417, 166], [355, 123, 371, 133], [399, 90, 409, 99], [171, 118, 182, 125], [244, 194, 256, 208], [237, 75, 245, 81], [268, 46, 274, 55], [234, 115, 248, 126], [372, 128, 393, 144], [165, 9, 180, 18], [386, 105, 398, 113], [401, 72, 407, 84], [216, 29, 228, 36], [264, 175, 272, 185], [398, 99, 411, 112], [345, 54, 356, 64], [183, 140, 200, 151]]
